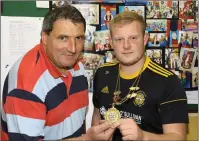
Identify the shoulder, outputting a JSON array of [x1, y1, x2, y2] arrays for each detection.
[[146, 60, 174, 78], [95, 61, 118, 77]]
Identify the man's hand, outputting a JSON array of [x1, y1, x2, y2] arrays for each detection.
[[113, 118, 145, 140], [84, 120, 116, 140]]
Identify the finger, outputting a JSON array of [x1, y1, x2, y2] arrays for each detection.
[[99, 120, 106, 124], [122, 135, 134, 141], [119, 124, 134, 131], [120, 128, 134, 136], [95, 121, 112, 133]]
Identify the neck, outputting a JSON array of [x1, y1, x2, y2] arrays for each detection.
[[120, 56, 146, 76]]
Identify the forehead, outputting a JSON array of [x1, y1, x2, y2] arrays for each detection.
[[52, 19, 85, 35], [111, 21, 142, 36]]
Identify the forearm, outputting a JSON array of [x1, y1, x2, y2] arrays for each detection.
[[143, 131, 186, 141]]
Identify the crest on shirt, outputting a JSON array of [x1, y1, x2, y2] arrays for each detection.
[[101, 86, 109, 94], [133, 91, 146, 107]]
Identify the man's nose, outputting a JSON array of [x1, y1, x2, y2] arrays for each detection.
[[123, 39, 131, 50], [67, 38, 76, 54]]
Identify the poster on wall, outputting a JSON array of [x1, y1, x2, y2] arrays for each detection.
[[94, 30, 112, 52], [165, 48, 180, 70], [179, 47, 197, 72], [84, 25, 96, 51], [147, 33, 167, 47], [119, 6, 145, 18], [101, 4, 116, 30], [73, 4, 99, 25], [146, 0, 178, 19], [146, 49, 162, 64], [146, 19, 167, 32]]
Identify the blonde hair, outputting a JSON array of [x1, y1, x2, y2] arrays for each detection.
[[109, 11, 146, 36]]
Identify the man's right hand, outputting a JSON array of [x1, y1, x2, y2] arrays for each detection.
[[84, 121, 116, 140]]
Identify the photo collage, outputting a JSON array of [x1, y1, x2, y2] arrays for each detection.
[[50, 0, 198, 91]]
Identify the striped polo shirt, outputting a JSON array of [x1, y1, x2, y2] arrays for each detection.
[[1, 43, 89, 141]]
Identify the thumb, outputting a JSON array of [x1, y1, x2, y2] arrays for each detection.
[[95, 121, 112, 133]]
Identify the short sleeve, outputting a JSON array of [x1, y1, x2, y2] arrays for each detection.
[[92, 70, 100, 108], [158, 74, 189, 124]]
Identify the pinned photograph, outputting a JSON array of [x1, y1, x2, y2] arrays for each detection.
[[193, 33, 198, 49], [104, 51, 117, 63], [146, 1, 178, 19], [119, 6, 145, 18], [175, 71, 191, 88], [165, 48, 180, 70], [169, 30, 179, 47], [73, 4, 99, 24], [146, 49, 162, 64], [86, 70, 94, 92], [179, 1, 195, 19], [147, 33, 167, 47], [192, 67, 198, 88], [146, 19, 167, 32], [84, 25, 96, 51], [94, 30, 112, 52], [182, 19, 198, 32], [101, 4, 116, 30], [80, 53, 104, 70], [178, 31, 193, 48], [52, 0, 72, 8], [179, 48, 197, 72]]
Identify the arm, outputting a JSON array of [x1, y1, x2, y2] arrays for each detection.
[[92, 107, 101, 126], [142, 123, 187, 140]]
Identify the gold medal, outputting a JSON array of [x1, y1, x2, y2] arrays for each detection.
[[104, 107, 121, 122]]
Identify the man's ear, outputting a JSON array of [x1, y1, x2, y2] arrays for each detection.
[[144, 32, 149, 46], [41, 32, 48, 46]]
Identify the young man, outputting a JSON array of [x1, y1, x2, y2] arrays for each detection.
[[1, 5, 115, 141], [92, 12, 189, 140]]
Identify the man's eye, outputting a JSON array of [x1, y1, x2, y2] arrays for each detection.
[[59, 36, 68, 41], [129, 36, 137, 40], [76, 37, 84, 40], [116, 38, 123, 42]]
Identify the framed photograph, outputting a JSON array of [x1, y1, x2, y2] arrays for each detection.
[[104, 51, 116, 63], [146, 1, 178, 19], [80, 53, 104, 70], [178, 31, 193, 48], [192, 67, 198, 88], [84, 25, 96, 51], [118, 6, 145, 18], [193, 33, 198, 49], [147, 33, 167, 47], [146, 49, 162, 65], [165, 48, 180, 70], [51, 1, 73, 9], [101, 4, 116, 30], [86, 70, 94, 92], [179, 1, 195, 19], [94, 30, 112, 52], [179, 48, 197, 72], [146, 19, 167, 32], [169, 30, 179, 47], [73, 4, 99, 25], [182, 19, 198, 32], [102, 0, 123, 3], [174, 71, 191, 89]]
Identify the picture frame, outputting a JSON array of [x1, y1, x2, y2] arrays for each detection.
[[146, 48, 163, 65], [147, 32, 167, 47], [146, 19, 167, 32], [179, 47, 197, 72], [118, 5, 145, 18], [101, 4, 117, 30], [165, 48, 180, 70], [146, 0, 178, 19]]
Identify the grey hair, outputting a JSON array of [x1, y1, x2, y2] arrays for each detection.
[[41, 4, 86, 35]]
